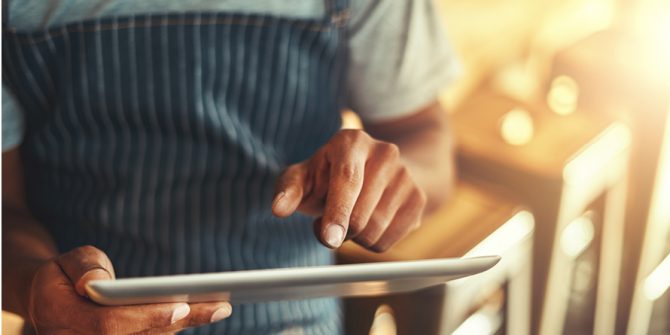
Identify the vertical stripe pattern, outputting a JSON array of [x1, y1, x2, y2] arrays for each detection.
[[3, 3, 349, 334]]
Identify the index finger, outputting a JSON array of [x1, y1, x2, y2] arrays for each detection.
[[320, 152, 366, 248]]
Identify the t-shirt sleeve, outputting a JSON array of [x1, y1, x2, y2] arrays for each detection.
[[346, 0, 462, 122], [3, 85, 26, 151]]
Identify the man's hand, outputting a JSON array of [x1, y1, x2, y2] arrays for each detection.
[[272, 129, 427, 252], [28, 245, 232, 334]]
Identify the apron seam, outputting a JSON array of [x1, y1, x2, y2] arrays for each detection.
[[8, 15, 334, 45]]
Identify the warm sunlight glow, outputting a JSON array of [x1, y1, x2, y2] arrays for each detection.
[[560, 214, 595, 258], [649, 104, 670, 223], [451, 312, 494, 335], [563, 123, 631, 183], [547, 75, 579, 116], [643, 253, 670, 301], [500, 108, 534, 146], [466, 211, 534, 257], [629, 1, 670, 86]]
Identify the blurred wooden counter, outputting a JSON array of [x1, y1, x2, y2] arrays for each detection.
[[549, 29, 670, 334], [339, 181, 534, 335], [452, 88, 630, 335]]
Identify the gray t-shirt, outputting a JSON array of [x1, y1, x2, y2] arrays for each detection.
[[3, 0, 461, 150]]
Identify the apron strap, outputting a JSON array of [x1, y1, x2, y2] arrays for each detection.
[[2, 0, 8, 30]]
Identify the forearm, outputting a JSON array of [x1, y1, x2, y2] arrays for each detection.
[[2, 205, 59, 318], [396, 123, 454, 212], [365, 102, 455, 212]]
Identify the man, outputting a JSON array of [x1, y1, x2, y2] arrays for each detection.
[[2, 0, 460, 333]]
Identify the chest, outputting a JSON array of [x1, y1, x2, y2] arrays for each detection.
[[4, 12, 347, 166], [7, 0, 326, 31]]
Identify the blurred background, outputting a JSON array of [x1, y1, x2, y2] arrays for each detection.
[[3, 0, 669, 334], [341, 0, 669, 334]]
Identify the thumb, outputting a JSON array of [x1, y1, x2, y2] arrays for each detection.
[[55, 245, 115, 297], [273, 163, 309, 218]]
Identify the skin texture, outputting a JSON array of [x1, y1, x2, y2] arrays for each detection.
[[2, 100, 453, 333], [272, 101, 454, 252]]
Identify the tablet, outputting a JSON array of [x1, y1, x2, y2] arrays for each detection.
[[86, 256, 500, 306]]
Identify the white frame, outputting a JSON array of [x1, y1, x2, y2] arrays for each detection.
[[86, 256, 500, 306]]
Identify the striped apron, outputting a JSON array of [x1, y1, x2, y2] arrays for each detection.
[[3, 1, 349, 333]]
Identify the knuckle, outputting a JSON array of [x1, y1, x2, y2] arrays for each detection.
[[408, 214, 423, 229], [370, 243, 391, 253], [356, 222, 385, 247], [400, 218, 421, 236], [356, 234, 376, 248], [332, 129, 349, 142], [354, 130, 371, 142], [369, 212, 390, 228], [330, 204, 352, 221], [411, 220, 422, 231], [334, 129, 370, 146], [77, 244, 102, 256], [344, 129, 369, 141], [337, 163, 361, 182], [397, 166, 411, 181], [347, 215, 366, 236], [415, 189, 428, 207], [72, 245, 114, 274], [361, 232, 381, 247], [378, 142, 400, 160], [278, 164, 306, 189]]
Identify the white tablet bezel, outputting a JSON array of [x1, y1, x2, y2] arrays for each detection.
[[86, 256, 500, 306]]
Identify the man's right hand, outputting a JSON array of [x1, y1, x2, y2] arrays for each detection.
[[28, 245, 232, 334]]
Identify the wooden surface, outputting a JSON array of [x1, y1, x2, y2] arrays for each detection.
[[452, 88, 612, 178]]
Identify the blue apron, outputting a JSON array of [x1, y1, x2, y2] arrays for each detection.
[[3, 1, 349, 333]]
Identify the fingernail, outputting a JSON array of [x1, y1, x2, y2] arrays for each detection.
[[325, 225, 346, 248], [272, 192, 286, 209], [77, 269, 113, 296], [171, 304, 190, 324], [210, 304, 232, 323]]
